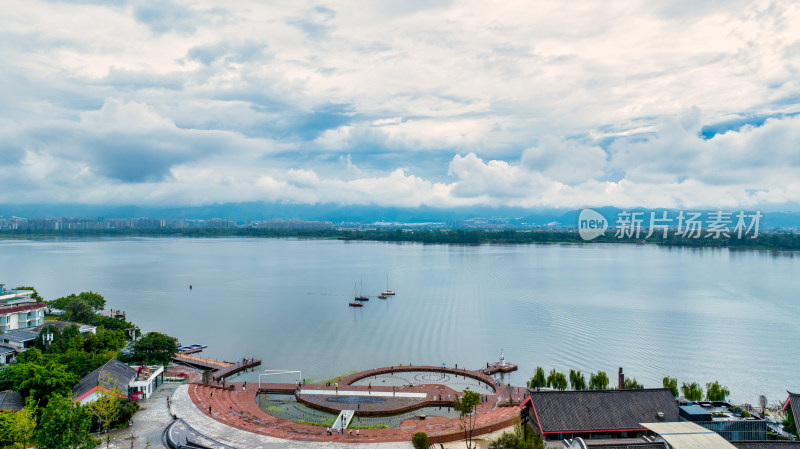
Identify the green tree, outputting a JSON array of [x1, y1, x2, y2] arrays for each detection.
[[488, 422, 545, 449], [663, 377, 678, 398], [97, 328, 126, 351], [412, 432, 429, 449], [784, 405, 797, 437], [86, 375, 120, 449], [64, 299, 95, 324], [11, 399, 37, 449], [759, 395, 767, 414], [133, 332, 178, 365], [624, 378, 644, 389], [529, 367, 546, 391], [0, 361, 79, 406], [550, 372, 567, 391], [13, 286, 43, 302], [569, 370, 586, 391], [453, 389, 482, 449], [589, 371, 609, 390], [36, 395, 95, 449], [83, 332, 100, 353], [705, 381, 730, 401], [681, 382, 703, 401], [76, 292, 106, 311]]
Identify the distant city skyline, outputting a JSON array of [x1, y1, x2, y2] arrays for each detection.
[[1, 1, 799, 210]]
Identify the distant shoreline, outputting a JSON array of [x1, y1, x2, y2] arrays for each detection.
[[1, 228, 799, 251]]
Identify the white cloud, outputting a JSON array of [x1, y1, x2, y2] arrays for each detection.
[[0, 0, 798, 209]]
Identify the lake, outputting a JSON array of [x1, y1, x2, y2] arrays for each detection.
[[1, 237, 798, 405]]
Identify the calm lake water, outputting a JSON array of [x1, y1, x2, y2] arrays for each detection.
[[1, 237, 798, 405]]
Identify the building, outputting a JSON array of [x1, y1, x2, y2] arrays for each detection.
[[679, 401, 766, 441], [0, 328, 39, 352], [523, 388, 680, 442], [0, 390, 24, 412], [783, 393, 800, 439], [73, 359, 164, 404], [0, 285, 46, 332]]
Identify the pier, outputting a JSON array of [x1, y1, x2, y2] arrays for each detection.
[[172, 353, 261, 381]]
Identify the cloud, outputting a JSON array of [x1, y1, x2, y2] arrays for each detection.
[[0, 0, 799, 209]]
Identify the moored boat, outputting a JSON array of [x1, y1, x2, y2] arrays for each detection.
[[382, 275, 395, 296], [348, 301, 364, 307]]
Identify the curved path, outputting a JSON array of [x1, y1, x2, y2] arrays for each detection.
[[181, 365, 527, 445]]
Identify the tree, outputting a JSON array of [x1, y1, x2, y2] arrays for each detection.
[[77, 292, 106, 311], [705, 381, 730, 401], [36, 395, 95, 449], [0, 361, 79, 406], [529, 367, 546, 391], [589, 371, 609, 390], [86, 375, 120, 449], [681, 382, 703, 401], [14, 286, 43, 302], [453, 389, 482, 449], [784, 405, 797, 437], [11, 399, 37, 449], [97, 328, 126, 352], [412, 432, 429, 449], [550, 372, 567, 391], [663, 377, 678, 398], [759, 395, 768, 414], [133, 332, 179, 365], [624, 378, 643, 389], [64, 299, 95, 324], [49, 292, 105, 313], [83, 332, 100, 353], [488, 422, 545, 449], [569, 370, 586, 391]]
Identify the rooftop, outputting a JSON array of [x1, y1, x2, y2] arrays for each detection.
[[526, 388, 680, 435]]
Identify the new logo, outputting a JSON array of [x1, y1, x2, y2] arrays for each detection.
[[578, 209, 608, 241]]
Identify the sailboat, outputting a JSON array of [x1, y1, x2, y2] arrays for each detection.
[[355, 280, 369, 301], [382, 275, 395, 296]]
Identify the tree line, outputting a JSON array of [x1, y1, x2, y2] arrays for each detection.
[[3, 227, 800, 251]]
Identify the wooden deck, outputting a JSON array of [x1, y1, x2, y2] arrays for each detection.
[[212, 358, 262, 382], [173, 353, 233, 370]]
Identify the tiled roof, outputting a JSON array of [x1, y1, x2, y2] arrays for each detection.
[[733, 443, 800, 449], [0, 390, 24, 411], [72, 359, 136, 400], [1, 328, 39, 343], [528, 388, 679, 434], [0, 302, 46, 315]]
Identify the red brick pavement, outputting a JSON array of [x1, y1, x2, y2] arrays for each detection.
[[188, 365, 527, 444]]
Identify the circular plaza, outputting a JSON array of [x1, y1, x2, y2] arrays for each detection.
[[175, 364, 527, 446]]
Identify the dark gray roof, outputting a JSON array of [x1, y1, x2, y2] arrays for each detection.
[[1, 328, 38, 343], [72, 358, 136, 399], [733, 443, 800, 449], [528, 388, 679, 434], [0, 390, 24, 411], [0, 346, 15, 355]]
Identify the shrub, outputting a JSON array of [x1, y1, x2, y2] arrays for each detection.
[[412, 431, 429, 449]]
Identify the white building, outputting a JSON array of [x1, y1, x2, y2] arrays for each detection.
[[0, 285, 46, 332]]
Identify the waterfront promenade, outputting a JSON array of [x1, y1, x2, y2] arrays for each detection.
[[175, 365, 526, 446]]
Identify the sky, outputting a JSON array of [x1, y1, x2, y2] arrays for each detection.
[[1, 0, 799, 210]]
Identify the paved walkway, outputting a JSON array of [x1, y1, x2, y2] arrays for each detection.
[[95, 381, 181, 449]]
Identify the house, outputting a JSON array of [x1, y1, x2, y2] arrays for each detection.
[[0, 284, 46, 331], [0, 346, 15, 365], [0, 328, 39, 351], [522, 388, 680, 441], [679, 401, 766, 441], [73, 359, 164, 404], [782, 392, 800, 439]]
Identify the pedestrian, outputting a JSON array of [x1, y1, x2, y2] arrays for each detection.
[[210, 391, 213, 398], [357, 429, 360, 437], [209, 405, 212, 413], [455, 363, 457, 369], [348, 430, 352, 437], [326, 427, 330, 436], [242, 385, 246, 391]]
